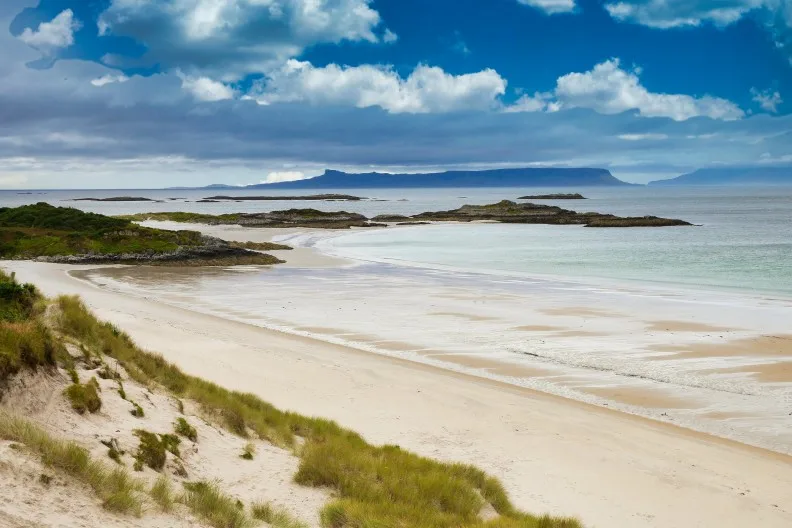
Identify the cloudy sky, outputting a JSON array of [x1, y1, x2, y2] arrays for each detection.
[[1, 0, 791, 188]]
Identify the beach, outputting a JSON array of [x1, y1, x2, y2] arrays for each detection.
[[5, 258, 792, 528]]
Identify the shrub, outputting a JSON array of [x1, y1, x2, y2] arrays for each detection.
[[64, 380, 102, 414], [174, 417, 198, 442]]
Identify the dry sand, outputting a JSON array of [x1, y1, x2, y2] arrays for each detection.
[[4, 261, 792, 528]]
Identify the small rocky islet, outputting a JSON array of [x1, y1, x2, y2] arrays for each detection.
[[124, 199, 692, 229]]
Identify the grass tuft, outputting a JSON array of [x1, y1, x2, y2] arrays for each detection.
[[174, 417, 198, 442], [63, 380, 102, 414], [133, 430, 167, 471], [181, 481, 252, 528], [150, 476, 176, 512], [0, 411, 143, 516], [251, 501, 308, 528]]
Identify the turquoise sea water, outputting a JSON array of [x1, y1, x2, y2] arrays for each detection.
[[1, 185, 791, 295]]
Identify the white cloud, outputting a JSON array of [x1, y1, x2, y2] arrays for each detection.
[[98, 0, 389, 78], [751, 87, 783, 113], [179, 74, 236, 101], [91, 74, 130, 87], [383, 29, 398, 44], [17, 9, 81, 55], [517, 0, 576, 15], [250, 60, 507, 114], [509, 59, 744, 121], [618, 133, 669, 140], [263, 171, 308, 183]]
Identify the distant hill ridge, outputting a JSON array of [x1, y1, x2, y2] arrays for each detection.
[[650, 167, 792, 186], [183, 168, 632, 190]]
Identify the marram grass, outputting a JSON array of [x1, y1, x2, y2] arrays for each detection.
[[55, 294, 583, 528]]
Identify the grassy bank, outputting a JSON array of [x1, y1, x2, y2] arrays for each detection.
[[54, 294, 582, 527]]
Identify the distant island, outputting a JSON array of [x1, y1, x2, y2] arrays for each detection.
[[203, 194, 364, 201], [650, 167, 792, 186], [518, 193, 586, 200], [71, 196, 156, 202], [174, 168, 632, 190]]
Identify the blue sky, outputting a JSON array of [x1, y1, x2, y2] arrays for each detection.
[[1, 0, 791, 188]]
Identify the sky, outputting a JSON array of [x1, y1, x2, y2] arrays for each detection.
[[1, 0, 791, 188]]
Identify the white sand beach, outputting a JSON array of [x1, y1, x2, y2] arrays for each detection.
[[4, 260, 791, 528]]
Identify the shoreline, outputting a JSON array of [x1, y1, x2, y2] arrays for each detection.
[[3, 260, 792, 527]]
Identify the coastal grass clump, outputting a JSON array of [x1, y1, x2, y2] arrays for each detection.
[[181, 480, 252, 528], [63, 378, 102, 414], [251, 501, 308, 528], [174, 417, 198, 442], [0, 271, 60, 382], [54, 294, 583, 528], [150, 476, 176, 512], [0, 411, 144, 515], [133, 430, 167, 471], [229, 240, 293, 251]]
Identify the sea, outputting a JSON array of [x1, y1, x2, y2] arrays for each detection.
[[3, 185, 791, 453]]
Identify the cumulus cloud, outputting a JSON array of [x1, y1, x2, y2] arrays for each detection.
[[517, 0, 576, 15], [509, 59, 744, 121], [179, 74, 236, 101], [97, 0, 389, 78], [249, 60, 508, 114], [751, 87, 783, 112], [17, 9, 81, 55], [91, 74, 129, 87], [604, 1, 761, 28]]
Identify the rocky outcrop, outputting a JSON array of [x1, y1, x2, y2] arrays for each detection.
[[34, 236, 284, 266], [411, 200, 691, 227], [235, 209, 376, 229]]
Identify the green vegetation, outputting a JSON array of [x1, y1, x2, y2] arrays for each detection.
[[102, 438, 123, 464], [129, 400, 145, 418], [0, 203, 206, 259], [174, 417, 198, 442], [118, 212, 242, 224], [240, 442, 256, 460], [132, 430, 168, 471], [151, 476, 176, 512], [0, 411, 144, 515], [64, 379, 102, 414], [251, 501, 309, 528], [182, 480, 251, 528], [55, 294, 582, 528]]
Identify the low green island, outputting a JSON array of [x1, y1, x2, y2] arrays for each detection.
[[123, 200, 691, 229], [0, 203, 284, 265]]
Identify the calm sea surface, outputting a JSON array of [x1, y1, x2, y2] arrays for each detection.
[[3, 185, 791, 296]]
